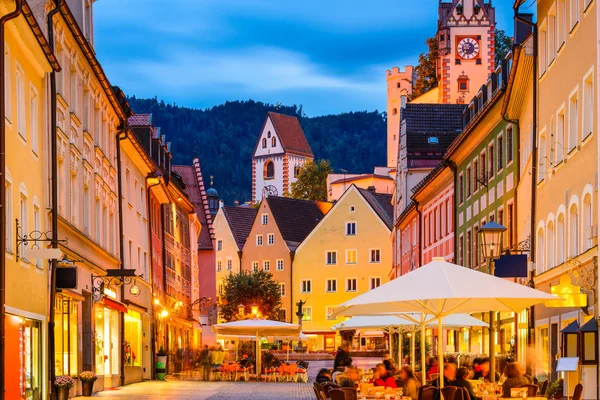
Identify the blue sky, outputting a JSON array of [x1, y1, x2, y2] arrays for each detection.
[[94, 0, 534, 116]]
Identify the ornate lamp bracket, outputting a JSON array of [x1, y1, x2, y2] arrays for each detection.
[[15, 218, 68, 261], [91, 269, 142, 302]]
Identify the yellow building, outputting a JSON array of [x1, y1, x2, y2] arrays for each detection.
[[2, 1, 59, 398], [532, 0, 598, 396], [293, 185, 393, 351]]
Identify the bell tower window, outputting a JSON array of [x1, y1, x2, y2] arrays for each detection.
[[262, 138, 267, 148], [272, 137, 276, 147], [264, 160, 275, 180]]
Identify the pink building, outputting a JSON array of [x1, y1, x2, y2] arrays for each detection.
[[395, 203, 419, 279]]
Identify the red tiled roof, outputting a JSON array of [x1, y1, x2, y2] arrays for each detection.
[[128, 113, 152, 127], [267, 112, 313, 156], [223, 206, 258, 251]]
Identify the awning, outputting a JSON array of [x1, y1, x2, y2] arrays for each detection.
[[579, 318, 598, 332], [102, 297, 128, 313], [561, 320, 580, 333]]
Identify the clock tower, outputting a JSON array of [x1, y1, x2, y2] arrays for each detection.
[[437, 0, 496, 104]]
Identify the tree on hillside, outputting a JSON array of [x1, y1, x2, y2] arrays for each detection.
[[220, 270, 282, 322], [290, 159, 332, 202], [412, 36, 439, 99], [494, 29, 513, 67]]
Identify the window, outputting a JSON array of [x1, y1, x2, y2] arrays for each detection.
[[473, 160, 479, 191], [458, 174, 464, 204], [217, 239, 222, 251], [345, 221, 356, 236], [547, 221, 555, 270], [392, 108, 398, 115], [271, 137, 276, 147], [326, 251, 337, 265], [278, 309, 286, 322], [326, 307, 338, 321], [261, 214, 268, 225], [265, 160, 274, 179], [267, 233, 275, 245], [279, 283, 286, 297], [16, 65, 25, 139], [4, 46, 10, 122], [216, 260, 222, 272], [302, 307, 312, 321], [570, 0, 579, 31], [370, 277, 381, 290], [538, 130, 546, 182], [583, 73, 593, 139], [262, 138, 267, 148], [568, 90, 578, 150], [507, 203, 514, 248], [5, 180, 12, 252], [34, 205, 41, 268], [54, 296, 78, 376], [326, 279, 337, 293], [583, 194, 593, 250], [548, 9, 556, 64], [346, 278, 357, 292], [556, 109, 565, 164], [70, 67, 78, 114], [252, 261, 259, 272], [370, 249, 381, 263], [480, 152, 486, 183], [301, 280, 312, 294], [497, 135, 504, 171], [19, 193, 27, 259], [458, 235, 464, 265], [226, 259, 232, 271], [276, 259, 284, 271], [294, 165, 301, 178], [263, 260, 270, 271], [349, 205, 355, 212], [466, 230, 472, 268], [30, 87, 38, 154], [537, 227, 546, 273], [428, 136, 439, 144], [539, 22, 547, 75], [557, 214, 566, 265], [474, 225, 479, 267], [569, 203, 579, 257], [558, 0, 566, 47], [466, 167, 471, 197], [346, 249, 357, 264], [256, 234, 263, 246], [488, 144, 494, 179]]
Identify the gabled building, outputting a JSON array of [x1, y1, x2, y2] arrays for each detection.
[[241, 196, 330, 322], [293, 185, 393, 351], [213, 205, 257, 309], [251, 112, 313, 203], [327, 167, 394, 202]]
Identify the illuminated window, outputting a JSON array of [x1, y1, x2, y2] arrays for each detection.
[[54, 296, 78, 376], [346, 249, 357, 264], [124, 310, 142, 367], [302, 307, 312, 321]]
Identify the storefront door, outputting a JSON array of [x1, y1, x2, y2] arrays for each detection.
[[5, 315, 43, 400], [95, 305, 119, 386]]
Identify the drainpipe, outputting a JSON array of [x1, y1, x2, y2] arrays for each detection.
[[414, 201, 422, 268], [290, 251, 295, 323], [116, 128, 128, 387], [160, 205, 168, 363], [515, 7, 537, 361], [145, 177, 161, 379], [446, 161, 458, 258], [0, 2, 23, 398], [237, 250, 242, 272], [502, 115, 520, 247]]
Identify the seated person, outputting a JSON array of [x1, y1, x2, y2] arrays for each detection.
[[373, 363, 397, 388], [332, 366, 346, 382], [315, 368, 333, 384], [399, 365, 421, 400], [502, 362, 532, 398], [432, 363, 457, 388], [426, 357, 439, 380], [339, 366, 360, 388], [384, 359, 397, 375], [453, 367, 478, 400], [473, 358, 500, 382]]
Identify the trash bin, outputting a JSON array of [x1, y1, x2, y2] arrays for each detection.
[[156, 355, 167, 380]]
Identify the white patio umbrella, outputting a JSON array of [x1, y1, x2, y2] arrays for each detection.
[[332, 314, 488, 384], [212, 319, 301, 378], [270, 332, 309, 362], [331, 257, 560, 387]]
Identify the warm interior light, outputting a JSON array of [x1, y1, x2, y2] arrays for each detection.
[[160, 309, 169, 318], [154, 299, 160, 305]]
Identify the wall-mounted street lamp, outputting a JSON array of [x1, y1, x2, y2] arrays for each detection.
[[238, 303, 245, 318], [91, 269, 143, 302]]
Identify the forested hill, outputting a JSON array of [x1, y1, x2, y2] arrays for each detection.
[[127, 97, 387, 205]]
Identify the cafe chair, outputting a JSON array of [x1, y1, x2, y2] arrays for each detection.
[[539, 380, 549, 396], [329, 388, 357, 400], [297, 360, 309, 383], [441, 386, 458, 400], [572, 383, 583, 400], [235, 364, 250, 381], [418, 385, 439, 400], [338, 387, 358, 400], [323, 383, 341, 398], [516, 384, 539, 397]]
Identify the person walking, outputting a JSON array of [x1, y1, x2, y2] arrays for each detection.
[[200, 345, 211, 381]]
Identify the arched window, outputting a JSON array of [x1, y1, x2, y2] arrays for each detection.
[[546, 220, 555, 270], [392, 108, 398, 115], [272, 137, 276, 147], [262, 138, 267, 148], [264, 160, 275, 180], [583, 193, 592, 250], [537, 227, 546, 273], [557, 213, 566, 265], [569, 203, 579, 257], [267, 131, 271, 138]]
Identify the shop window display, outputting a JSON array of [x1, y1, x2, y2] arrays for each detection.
[[5, 315, 42, 400], [124, 310, 142, 367], [54, 296, 78, 376]]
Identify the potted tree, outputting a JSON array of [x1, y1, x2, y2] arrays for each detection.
[[548, 379, 564, 399], [54, 375, 74, 400], [156, 346, 168, 381], [79, 371, 97, 396]]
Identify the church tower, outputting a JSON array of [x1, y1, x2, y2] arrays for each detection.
[[386, 66, 416, 168], [437, 0, 496, 104], [251, 112, 313, 203]]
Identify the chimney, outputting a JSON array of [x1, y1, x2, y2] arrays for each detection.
[[234, 200, 239, 207], [367, 186, 376, 193]]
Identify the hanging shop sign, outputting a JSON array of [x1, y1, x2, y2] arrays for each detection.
[[545, 275, 587, 308]]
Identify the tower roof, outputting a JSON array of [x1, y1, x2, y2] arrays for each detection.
[[262, 112, 313, 157]]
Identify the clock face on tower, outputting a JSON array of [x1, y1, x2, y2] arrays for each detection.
[[457, 37, 480, 60]]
